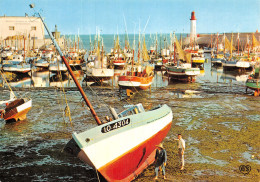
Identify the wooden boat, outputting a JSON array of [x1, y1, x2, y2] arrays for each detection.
[[86, 60, 114, 81], [1, 98, 32, 122], [67, 52, 84, 67], [211, 58, 223, 67], [49, 57, 68, 73], [86, 41, 114, 81], [246, 65, 260, 96], [118, 65, 154, 90], [221, 33, 251, 71], [222, 58, 250, 70], [246, 78, 260, 96], [0, 72, 32, 122], [113, 54, 126, 67], [190, 49, 205, 69], [153, 58, 163, 70], [31, 5, 172, 181], [211, 53, 224, 67], [166, 36, 200, 82], [34, 58, 50, 69], [118, 40, 154, 91], [3, 62, 31, 74], [166, 62, 200, 82]]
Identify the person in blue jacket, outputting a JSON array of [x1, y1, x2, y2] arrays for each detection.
[[154, 143, 167, 180]]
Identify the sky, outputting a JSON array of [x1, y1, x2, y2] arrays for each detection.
[[0, 0, 259, 35]]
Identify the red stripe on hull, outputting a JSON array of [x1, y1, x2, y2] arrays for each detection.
[[118, 75, 141, 82], [99, 121, 172, 182]]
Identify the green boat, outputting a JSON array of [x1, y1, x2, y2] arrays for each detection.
[[246, 66, 260, 96], [166, 62, 200, 82]]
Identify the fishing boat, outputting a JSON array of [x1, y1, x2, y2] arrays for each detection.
[[118, 65, 154, 90], [49, 56, 68, 73], [112, 36, 127, 67], [2, 62, 31, 74], [221, 58, 250, 70], [113, 53, 126, 67], [184, 45, 205, 69], [166, 62, 200, 82], [166, 35, 200, 82], [211, 54, 224, 67], [221, 33, 251, 71], [1, 97, 32, 122], [67, 51, 84, 67], [30, 4, 172, 181], [246, 78, 260, 96], [118, 34, 154, 90], [86, 37, 114, 82], [246, 65, 260, 96], [191, 49, 205, 69], [65, 103, 172, 181], [211, 33, 224, 67], [0, 72, 32, 122], [34, 58, 50, 69]]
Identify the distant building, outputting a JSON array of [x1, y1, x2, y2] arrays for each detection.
[[0, 14, 44, 40], [52, 25, 60, 40]]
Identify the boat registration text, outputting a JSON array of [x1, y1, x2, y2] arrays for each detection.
[[101, 118, 130, 133]]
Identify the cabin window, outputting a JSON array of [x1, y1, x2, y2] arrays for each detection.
[[9, 26, 15, 30], [31, 26, 36, 30]]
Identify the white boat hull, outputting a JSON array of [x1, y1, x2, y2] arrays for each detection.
[[66, 104, 172, 181], [86, 67, 114, 78]]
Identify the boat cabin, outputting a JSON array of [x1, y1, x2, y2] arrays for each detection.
[[117, 104, 145, 118]]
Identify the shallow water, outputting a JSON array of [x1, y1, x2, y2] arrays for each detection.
[[1, 56, 260, 181]]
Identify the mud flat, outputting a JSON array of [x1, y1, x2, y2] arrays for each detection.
[[0, 65, 259, 181]]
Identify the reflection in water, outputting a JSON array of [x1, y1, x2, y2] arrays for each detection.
[[8, 76, 32, 88], [31, 71, 50, 87], [1, 58, 255, 89], [49, 74, 69, 87], [221, 71, 252, 82]]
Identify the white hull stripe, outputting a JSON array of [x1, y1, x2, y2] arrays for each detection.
[[78, 110, 172, 169]]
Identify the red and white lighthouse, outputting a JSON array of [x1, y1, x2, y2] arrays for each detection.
[[190, 11, 197, 45]]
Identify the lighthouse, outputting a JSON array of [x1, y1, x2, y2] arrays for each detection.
[[190, 11, 197, 45]]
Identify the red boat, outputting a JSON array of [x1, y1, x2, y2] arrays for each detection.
[[1, 98, 32, 122], [118, 65, 154, 90]]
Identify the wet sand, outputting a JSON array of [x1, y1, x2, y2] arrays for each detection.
[[134, 89, 260, 182], [0, 58, 260, 181], [0, 85, 259, 181]]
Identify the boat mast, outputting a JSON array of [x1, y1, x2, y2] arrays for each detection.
[[237, 33, 240, 55], [24, 36, 26, 61], [31, 5, 102, 125], [216, 33, 219, 55], [247, 34, 250, 58], [0, 71, 17, 99], [210, 33, 212, 49], [223, 33, 226, 58], [174, 34, 176, 64], [230, 32, 233, 59]]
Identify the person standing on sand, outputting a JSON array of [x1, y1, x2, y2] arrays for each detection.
[[154, 143, 167, 180], [175, 134, 185, 170]]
